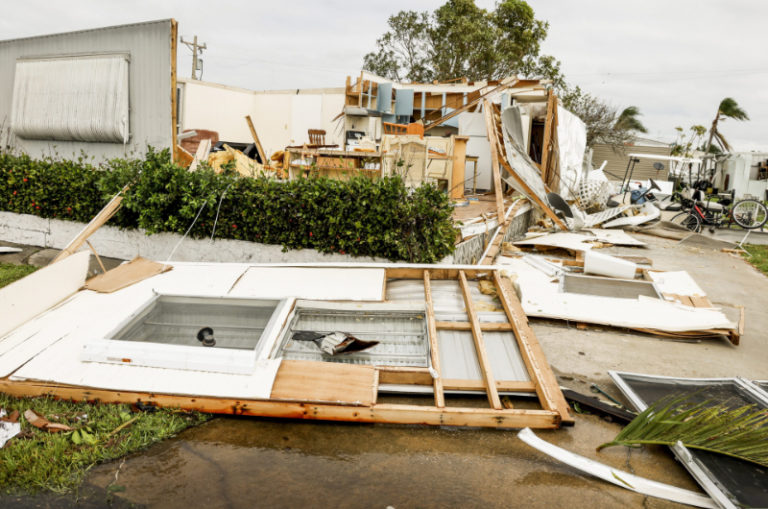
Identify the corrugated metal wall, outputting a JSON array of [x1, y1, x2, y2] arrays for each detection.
[[0, 19, 173, 162], [592, 144, 672, 182]]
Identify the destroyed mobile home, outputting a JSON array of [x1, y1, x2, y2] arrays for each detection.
[[0, 253, 574, 429], [1, 19, 766, 508]]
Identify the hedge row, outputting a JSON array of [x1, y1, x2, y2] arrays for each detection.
[[0, 148, 456, 263]]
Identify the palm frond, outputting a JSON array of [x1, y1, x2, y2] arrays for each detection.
[[718, 97, 749, 121], [615, 106, 648, 133], [598, 394, 768, 468]]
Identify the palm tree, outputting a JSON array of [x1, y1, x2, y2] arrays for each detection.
[[705, 97, 749, 153], [614, 106, 648, 133]]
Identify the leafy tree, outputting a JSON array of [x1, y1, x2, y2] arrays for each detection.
[[363, 0, 560, 84], [559, 86, 646, 148], [671, 125, 707, 157], [705, 97, 749, 153]]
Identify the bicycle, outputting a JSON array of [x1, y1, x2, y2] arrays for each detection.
[[669, 187, 768, 233]]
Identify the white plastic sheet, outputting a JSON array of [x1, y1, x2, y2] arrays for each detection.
[[557, 106, 587, 198], [11, 54, 130, 143]]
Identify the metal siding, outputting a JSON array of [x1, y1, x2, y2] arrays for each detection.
[[592, 144, 672, 182], [386, 279, 531, 382], [0, 20, 173, 162]]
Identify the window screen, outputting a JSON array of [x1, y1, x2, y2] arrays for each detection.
[[11, 54, 130, 143]]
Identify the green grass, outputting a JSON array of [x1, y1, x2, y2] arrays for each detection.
[[0, 394, 210, 493], [0, 262, 211, 494], [742, 244, 768, 276], [0, 263, 37, 288]]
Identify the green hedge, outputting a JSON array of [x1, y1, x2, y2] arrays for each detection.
[[0, 148, 456, 263]]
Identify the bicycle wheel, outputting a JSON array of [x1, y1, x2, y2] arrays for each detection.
[[670, 211, 701, 232], [732, 199, 768, 229]]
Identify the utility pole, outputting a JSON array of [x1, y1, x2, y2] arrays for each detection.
[[180, 35, 206, 80]]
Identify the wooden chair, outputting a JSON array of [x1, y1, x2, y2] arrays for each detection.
[[308, 129, 326, 145]]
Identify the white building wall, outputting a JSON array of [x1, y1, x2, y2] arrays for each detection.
[[180, 80, 255, 142], [180, 79, 345, 157]]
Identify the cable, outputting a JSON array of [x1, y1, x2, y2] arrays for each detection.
[[164, 201, 208, 262], [210, 182, 234, 243]]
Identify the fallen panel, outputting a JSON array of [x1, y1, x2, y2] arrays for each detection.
[[582, 205, 633, 228], [604, 202, 660, 228], [518, 428, 717, 509], [514, 232, 602, 252], [609, 371, 768, 509], [584, 228, 646, 246], [0, 250, 90, 338], [561, 274, 659, 300], [228, 267, 386, 301], [84, 256, 171, 293], [498, 256, 736, 333]]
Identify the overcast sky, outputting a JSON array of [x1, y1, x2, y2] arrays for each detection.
[[2, 0, 766, 151]]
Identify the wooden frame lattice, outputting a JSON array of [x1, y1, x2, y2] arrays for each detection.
[[0, 268, 573, 429]]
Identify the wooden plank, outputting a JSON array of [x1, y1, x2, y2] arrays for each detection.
[[187, 138, 211, 172], [84, 257, 172, 293], [51, 189, 126, 264], [245, 115, 267, 164], [270, 360, 376, 406], [379, 370, 433, 386], [423, 271, 445, 408], [443, 379, 536, 392], [0, 379, 561, 429], [492, 271, 574, 424], [458, 270, 502, 409], [450, 135, 468, 199], [423, 81, 520, 132], [483, 99, 506, 223], [170, 19, 178, 163], [435, 321, 514, 332], [540, 90, 554, 185], [385, 267, 493, 280], [85, 240, 107, 274]]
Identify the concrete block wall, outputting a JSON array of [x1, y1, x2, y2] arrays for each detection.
[[0, 212, 392, 264]]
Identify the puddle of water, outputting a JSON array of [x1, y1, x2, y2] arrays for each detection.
[[67, 412, 701, 509]]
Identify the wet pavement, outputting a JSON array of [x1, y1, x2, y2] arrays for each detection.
[[12, 407, 699, 509]]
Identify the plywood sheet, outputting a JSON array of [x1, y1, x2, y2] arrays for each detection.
[[84, 257, 171, 293], [270, 359, 376, 405]]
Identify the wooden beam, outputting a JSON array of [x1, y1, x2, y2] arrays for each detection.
[[424, 81, 518, 132], [385, 267, 493, 280], [245, 115, 267, 164], [497, 157, 568, 230], [435, 321, 514, 332], [483, 99, 506, 223], [170, 19, 178, 163], [540, 90, 554, 185], [423, 271, 445, 408], [450, 135, 469, 200], [443, 379, 536, 392], [0, 379, 561, 429], [458, 270, 502, 409], [379, 370, 433, 386], [51, 189, 126, 264], [188, 138, 211, 172], [492, 271, 574, 424]]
